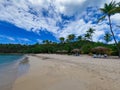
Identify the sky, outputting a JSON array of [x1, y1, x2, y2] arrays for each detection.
[[0, 0, 120, 44]]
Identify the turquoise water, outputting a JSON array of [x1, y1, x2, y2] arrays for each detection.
[[0, 54, 30, 90], [0, 54, 23, 65]]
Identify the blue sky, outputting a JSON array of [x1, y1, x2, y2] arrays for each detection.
[[0, 0, 120, 44], [0, 21, 57, 44]]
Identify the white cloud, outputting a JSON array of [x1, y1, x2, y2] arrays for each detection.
[[0, 35, 15, 41], [0, 0, 60, 34], [36, 39, 43, 43], [7, 37, 15, 41], [111, 14, 120, 25], [18, 38, 31, 42], [93, 30, 105, 42], [108, 40, 116, 44], [0, 0, 120, 43], [58, 19, 92, 38], [118, 34, 120, 37]]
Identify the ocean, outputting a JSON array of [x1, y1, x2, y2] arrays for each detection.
[[0, 54, 30, 90], [0, 54, 23, 65]]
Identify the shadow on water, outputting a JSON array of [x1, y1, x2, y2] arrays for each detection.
[[0, 56, 30, 90]]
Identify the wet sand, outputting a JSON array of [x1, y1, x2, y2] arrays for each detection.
[[0, 57, 29, 90], [13, 54, 120, 90], [0, 63, 18, 90]]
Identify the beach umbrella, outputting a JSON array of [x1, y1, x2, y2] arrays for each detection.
[[56, 50, 68, 54], [71, 49, 81, 56], [91, 46, 109, 54], [71, 49, 80, 53]]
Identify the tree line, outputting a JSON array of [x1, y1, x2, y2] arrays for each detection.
[[0, 32, 119, 56], [0, 1, 120, 57]]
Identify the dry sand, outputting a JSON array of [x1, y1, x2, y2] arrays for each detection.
[[13, 54, 120, 90]]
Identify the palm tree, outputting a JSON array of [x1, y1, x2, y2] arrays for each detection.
[[109, 2, 120, 14], [86, 28, 95, 41], [104, 33, 112, 44], [77, 35, 82, 41], [99, 1, 120, 57], [67, 34, 75, 42], [42, 40, 52, 44], [42, 40, 46, 44], [59, 37, 65, 43], [84, 33, 91, 41], [118, 2, 120, 6], [87, 28, 95, 33], [110, 2, 120, 28]]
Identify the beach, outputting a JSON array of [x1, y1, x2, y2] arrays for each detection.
[[0, 55, 29, 90], [13, 54, 120, 90]]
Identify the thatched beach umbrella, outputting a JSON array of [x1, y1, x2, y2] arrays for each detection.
[[72, 49, 80, 53], [91, 46, 109, 54], [56, 50, 68, 54], [71, 49, 81, 56]]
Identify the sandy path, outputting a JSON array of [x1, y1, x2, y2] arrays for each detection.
[[13, 54, 120, 90]]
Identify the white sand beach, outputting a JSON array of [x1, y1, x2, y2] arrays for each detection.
[[13, 54, 120, 90]]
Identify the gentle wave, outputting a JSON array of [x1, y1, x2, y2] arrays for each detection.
[[0, 54, 22, 63], [0, 55, 30, 90]]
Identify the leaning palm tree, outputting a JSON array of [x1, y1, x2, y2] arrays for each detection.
[[110, 2, 120, 28], [109, 2, 120, 13], [99, 1, 120, 57]]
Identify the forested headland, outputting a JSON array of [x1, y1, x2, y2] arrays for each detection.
[[0, 36, 119, 56]]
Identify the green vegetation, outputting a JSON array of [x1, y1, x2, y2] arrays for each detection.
[[59, 37, 65, 43], [0, 33, 119, 56], [104, 32, 112, 44], [84, 28, 95, 41], [0, 1, 120, 57], [99, 1, 120, 57], [67, 34, 75, 42]]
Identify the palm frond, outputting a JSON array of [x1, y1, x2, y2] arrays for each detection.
[[117, 2, 120, 6], [97, 15, 106, 23], [109, 7, 120, 14]]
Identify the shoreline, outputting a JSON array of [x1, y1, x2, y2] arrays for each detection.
[[0, 54, 27, 67], [0, 55, 29, 90], [13, 54, 120, 90]]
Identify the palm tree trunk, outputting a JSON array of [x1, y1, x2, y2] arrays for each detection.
[[108, 16, 120, 58]]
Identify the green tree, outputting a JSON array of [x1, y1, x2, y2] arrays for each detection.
[[42, 40, 52, 44], [109, 2, 120, 28], [67, 34, 75, 42], [104, 33, 112, 44], [109, 2, 120, 14], [84, 33, 91, 41], [99, 1, 120, 57], [86, 28, 95, 41], [77, 35, 82, 41], [59, 37, 65, 43], [84, 28, 95, 41]]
